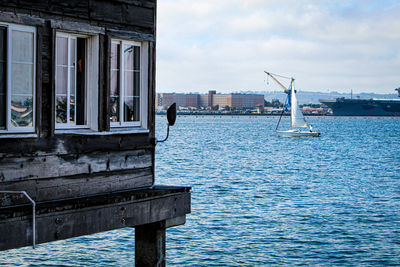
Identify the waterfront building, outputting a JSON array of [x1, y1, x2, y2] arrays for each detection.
[[157, 93, 199, 109], [157, 90, 265, 110]]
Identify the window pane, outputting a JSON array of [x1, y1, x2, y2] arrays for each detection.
[[70, 67, 75, 97], [124, 44, 134, 71], [110, 43, 120, 122], [0, 27, 6, 128], [56, 37, 68, 66], [76, 38, 85, 125], [111, 43, 120, 70], [111, 70, 119, 96], [124, 71, 134, 97], [11, 95, 33, 127], [69, 39, 76, 124], [69, 38, 76, 68], [11, 64, 34, 129], [12, 31, 33, 62], [56, 96, 67, 123], [11, 30, 34, 127], [134, 71, 140, 97], [56, 36, 69, 125], [110, 96, 119, 122], [70, 95, 75, 123], [12, 63, 33, 95], [124, 71, 140, 98], [113, 42, 141, 125], [134, 46, 140, 71], [0, 28, 5, 61], [123, 44, 140, 123], [124, 97, 139, 122], [56, 35, 87, 127], [56, 66, 68, 95]]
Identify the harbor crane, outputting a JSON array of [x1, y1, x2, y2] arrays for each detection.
[[264, 71, 293, 94]]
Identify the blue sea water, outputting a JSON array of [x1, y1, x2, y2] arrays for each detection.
[[1, 116, 400, 266]]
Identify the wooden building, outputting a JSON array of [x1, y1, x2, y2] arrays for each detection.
[[0, 1, 191, 265]]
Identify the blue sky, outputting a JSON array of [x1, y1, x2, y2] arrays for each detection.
[[156, 0, 400, 94]]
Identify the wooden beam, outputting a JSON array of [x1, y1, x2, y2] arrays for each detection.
[[0, 186, 191, 251], [1, 167, 154, 204], [0, 149, 153, 184], [106, 28, 155, 42], [135, 221, 166, 267], [50, 20, 105, 35], [135, 216, 186, 267], [0, 11, 45, 26]]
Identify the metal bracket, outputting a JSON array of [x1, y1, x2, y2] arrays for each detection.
[[0, 191, 36, 249]]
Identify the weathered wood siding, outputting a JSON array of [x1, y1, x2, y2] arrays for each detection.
[[0, 0, 157, 204]]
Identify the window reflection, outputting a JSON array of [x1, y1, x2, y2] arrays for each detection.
[[11, 96, 33, 127], [11, 30, 34, 128], [110, 41, 141, 125]]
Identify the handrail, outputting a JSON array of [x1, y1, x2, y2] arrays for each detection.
[[0, 191, 36, 249]]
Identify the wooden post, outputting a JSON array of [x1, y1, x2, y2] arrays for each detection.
[[135, 221, 166, 267]]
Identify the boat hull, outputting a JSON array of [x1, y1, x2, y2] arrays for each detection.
[[276, 130, 321, 137]]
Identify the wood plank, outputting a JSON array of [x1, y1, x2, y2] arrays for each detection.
[[0, 11, 45, 26], [0, 187, 191, 251], [0, 149, 152, 182], [89, 1, 154, 29], [112, 0, 156, 9], [123, 4, 154, 29], [106, 28, 155, 42], [3, 150, 152, 181], [89, 0, 124, 24], [50, 20, 105, 35], [0, 134, 152, 157], [48, 0, 89, 19], [0, 169, 154, 206]]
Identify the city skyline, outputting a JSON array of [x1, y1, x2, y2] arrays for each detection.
[[156, 0, 400, 94]]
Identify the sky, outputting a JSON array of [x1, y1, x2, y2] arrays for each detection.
[[156, 0, 400, 94]]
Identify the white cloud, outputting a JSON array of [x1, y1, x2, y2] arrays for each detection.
[[156, 0, 400, 94]]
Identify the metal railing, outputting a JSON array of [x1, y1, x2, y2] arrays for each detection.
[[0, 191, 36, 248]]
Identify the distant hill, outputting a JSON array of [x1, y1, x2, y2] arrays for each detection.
[[238, 90, 398, 105]]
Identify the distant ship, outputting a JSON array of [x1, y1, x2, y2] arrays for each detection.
[[319, 88, 400, 116]]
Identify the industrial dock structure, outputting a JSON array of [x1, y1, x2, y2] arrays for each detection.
[[0, 1, 191, 266], [157, 90, 265, 110]]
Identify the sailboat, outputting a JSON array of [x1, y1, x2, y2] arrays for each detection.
[[265, 71, 321, 137]]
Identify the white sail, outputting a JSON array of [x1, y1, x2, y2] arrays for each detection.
[[290, 85, 308, 129]]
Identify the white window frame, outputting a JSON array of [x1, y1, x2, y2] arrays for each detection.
[[55, 31, 99, 131], [0, 22, 36, 134], [110, 39, 148, 130]]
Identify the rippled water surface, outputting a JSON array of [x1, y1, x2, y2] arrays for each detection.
[[1, 116, 400, 266]]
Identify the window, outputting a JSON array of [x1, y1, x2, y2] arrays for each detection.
[[110, 40, 148, 129], [0, 23, 36, 133], [55, 32, 98, 130]]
